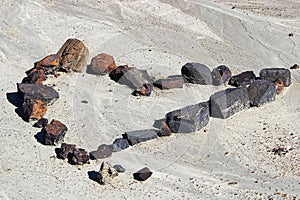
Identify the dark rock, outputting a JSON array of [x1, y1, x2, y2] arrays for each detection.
[[34, 54, 60, 75], [57, 143, 76, 159], [123, 129, 158, 146], [42, 119, 67, 145], [70, 148, 90, 165], [166, 102, 209, 133], [228, 71, 256, 87], [133, 167, 152, 181], [17, 83, 59, 106], [33, 118, 48, 128], [210, 87, 250, 119], [109, 65, 130, 82], [211, 65, 232, 86], [96, 162, 118, 185], [153, 76, 184, 89], [90, 53, 116, 75], [275, 79, 284, 94], [157, 121, 171, 137], [90, 144, 112, 159], [23, 68, 47, 84], [113, 165, 126, 173], [181, 62, 212, 85], [290, 64, 299, 70], [247, 80, 276, 107], [132, 83, 152, 96], [22, 99, 47, 122], [57, 38, 89, 72], [111, 138, 129, 152], [259, 68, 291, 87]]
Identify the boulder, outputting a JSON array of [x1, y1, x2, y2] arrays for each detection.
[[90, 53, 116, 75], [259, 68, 291, 87], [133, 167, 152, 181], [157, 121, 171, 137], [22, 99, 47, 121], [113, 165, 126, 173], [57, 143, 76, 160], [96, 162, 118, 185], [132, 83, 152, 96], [90, 144, 112, 159], [23, 68, 47, 84], [275, 79, 285, 94], [211, 65, 232, 86], [210, 87, 250, 119], [33, 118, 48, 128], [123, 129, 158, 146], [42, 119, 67, 145], [111, 138, 129, 152], [56, 38, 89, 72], [34, 54, 60, 75], [17, 83, 59, 106], [166, 102, 209, 133], [181, 62, 212, 85], [228, 71, 256, 87], [247, 80, 276, 107], [153, 76, 184, 89], [70, 148, 90, 165]]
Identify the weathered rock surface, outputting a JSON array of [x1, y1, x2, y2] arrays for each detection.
[[96, 162, 118, 185], [42, 119, 67, 145], [275, 79, 285, 94], [90, 144, 112, 159], [166, 102, 209, 133], [133, 167, 152, 181], [22, 99, 47, 121], [153, 76, 184, 89], [34, 54, 60, 75], [228, 71, 256, 87], [123, 129, 158, 145], [70, 148, 90, 165], [111, 138, 129, 152], [33, 118, 48, 128], [157, 121, 171, 137], [90, 53, 116, 75], [290, 64, 299, 70], [57, 38, 89, 72], [211, 65, 232, 86], [57, 143, 76, 159], [210, 87, 250, 119], [132, 83, 152, 96], [113, 165, 126, 173], [259, 68, 291, 87], [23, 68, 47, 84], [17, 83, 59, 106], [247, 80, 276, 107], [181, 62, 212, 85]]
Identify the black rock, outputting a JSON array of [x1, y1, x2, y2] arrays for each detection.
[[181, 62, 212, 85], [228, 71, 256, 87], [133, 167, 152, 181], [247, 80, 276, 107], [153, 76, 184, 90], [166, 102, 209, 133], [33, 118, 48, 128], [90, 144, 112, 159], [210, 87, 250, 119], [113, 165, 126, 173], [111, 138, 129, 152], [70, 148, 90, 165], [211, 65, 232, 86], [259, 68, 291, 87], [123, 129, 158, 146], [57, 143, 76, 159]]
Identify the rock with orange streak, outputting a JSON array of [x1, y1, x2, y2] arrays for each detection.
[[23, 68, 47, 84], [158, 121, 171, 137], [42, 119, 68, 145], [22, 99, 47, 121], [275, 79, 285, 94]]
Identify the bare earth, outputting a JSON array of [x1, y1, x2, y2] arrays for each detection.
[[0, 0, 299, 199]]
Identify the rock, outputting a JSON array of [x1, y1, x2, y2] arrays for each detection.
[[33, 118, 48, 128], [157, 121, 171, 137], [96, 162, 118, 185], [247, 80, 276, 107], [211, 65, 232, 86], [90, 144, 112, 159], [23, 68, 47, 84], [133, 167, 152, 181], [259, 68, 291, 87], [17, 83, 59, 106], [153, 76, 184, 90], [228, 71, 256, 87], [90, 53, 116, 75], [290, 64, 299, 70], [166, 102, 209, 133], [113, 165, 126, 173], [111, 138, 129, 152], [57, 143, 76, 159], [210, 87, 250, 119], [275, 79, 285, 94], [123, 129, 158, 145], [109, 65, 130, 82], [181, 62, 212, 85], [70, 148, 90, 165], [34, 54, 60, 75], [42, 119, 67, 145], [56, 38, 89, 72], [132, 83, 152, 96], [22, 99, 47, 121]]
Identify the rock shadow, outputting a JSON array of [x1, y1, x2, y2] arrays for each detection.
[[87, 171, 99, 183], [6, 92, 24, 120]]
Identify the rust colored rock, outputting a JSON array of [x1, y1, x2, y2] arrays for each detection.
[[133, 167, 152, 181], [132, 83, 152, 96], [158, 121, 171, 137], [275, 79, 284, 94], [24, 68, 47, 84], [290, 64, 299, 70], [42, 119, 67, 145], [22, 99, 47, 121], [57, 143, 76, 160], [153, 76, 184, 90], [57, 38, 89, 72], [70, 148, 90, 165], [35, 54, 60, 68], [90, 53, 116, 75]]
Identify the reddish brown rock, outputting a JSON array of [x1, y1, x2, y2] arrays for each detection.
[[35, 54, 60, 68], [153, 76, 184, 90], [158, 121, 171, 137], [70, 148, 90, 165], [57, 143, 77, 160], [90, 53, 116, 75], [57, 38, 89, 72], [275, 79, 284, 94], [42, 119, 67, 145], [290, 64, 299, 70], [132, 83, 152, 96], [24, 68, 47, 84], [22, 99, 47, 121], [133, 167, 152, 181]]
